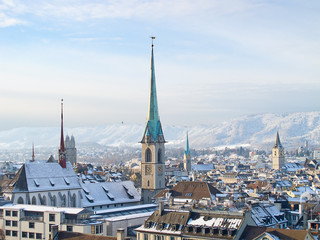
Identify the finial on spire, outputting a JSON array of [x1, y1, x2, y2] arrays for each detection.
[[150, 36, 156, 48]]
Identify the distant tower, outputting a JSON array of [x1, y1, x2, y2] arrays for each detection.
[[59, 99, 67, 168], [272, 131, 285, 170], [140, 38, 166, 204], [184, 132, 191, 172], [31, 143, 35, 162], [66, 135, 77, 165]]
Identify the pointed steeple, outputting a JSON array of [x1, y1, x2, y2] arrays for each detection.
[[274, 131, 283, 148], [59, 99, 66, 168], [185, 131, 190, 156], [141, 38, 164, 142]]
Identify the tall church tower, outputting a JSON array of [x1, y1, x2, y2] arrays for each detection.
[[184, 132, 191, 172], [272, 131, 285, 170], [59, 99, 67, 168], [66, 135, 77, 165], [141, 38, 166, 204]]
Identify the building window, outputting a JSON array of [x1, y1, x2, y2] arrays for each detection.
[[12, 211, 18, 217], [36, 233, 42, 239], [170, 237, 175, 240], [67, 226, 73, 232], [12, 220, 18, 227], [146, 148, 152, 162], [29, 232, 35, 238], [49, 214, 55, 222], [12, 231, 18, 237], [29, 222, 35, 228], [22, 232, 28, 238], [5, 220, 11, 226], [5, 210, 11, 216], [144, 234, 149, 240], [18, 196, 24, 204], [158, 149, 162, 163], [5, 230, 10, 236], [49, 224, 54, 232], [32, 196, 37, 205]]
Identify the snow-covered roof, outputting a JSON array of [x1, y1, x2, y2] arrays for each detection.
[[0, 203, 88, 214], [80, 180, 141, 207], [187, 216, 242, 229], [191, 164, 214, 172], [13, 162, 81, 193]]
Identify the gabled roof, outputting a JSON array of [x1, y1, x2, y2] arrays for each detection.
[[4, 162, 80, 194], [155, 181, 221, 201]]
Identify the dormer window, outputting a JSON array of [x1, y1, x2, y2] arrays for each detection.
[[64, 177, 70, 185], [102, 186, 109, 193], [49, 178, 55, 186], [34, 179, 40, 187]]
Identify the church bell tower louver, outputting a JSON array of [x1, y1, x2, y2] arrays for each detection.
[[141, 38, 166, 204]]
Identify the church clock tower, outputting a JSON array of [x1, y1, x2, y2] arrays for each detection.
[[184, 132, 191, 172], [141, 38, 166, 204], [272, 131, 285, 170]]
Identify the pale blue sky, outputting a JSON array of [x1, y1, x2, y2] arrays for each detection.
[[0, 0, 319, 130]]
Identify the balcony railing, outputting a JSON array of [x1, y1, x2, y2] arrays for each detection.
[[21, 216, 44, 221]]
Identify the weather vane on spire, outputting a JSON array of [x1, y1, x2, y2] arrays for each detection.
[[150, 36, 156, 47]]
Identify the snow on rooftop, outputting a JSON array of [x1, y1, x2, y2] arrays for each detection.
[[187, 216, 242, 229], [0, 204, 85, 214]]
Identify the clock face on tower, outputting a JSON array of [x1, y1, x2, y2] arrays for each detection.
[[146, 165, 151, 175]]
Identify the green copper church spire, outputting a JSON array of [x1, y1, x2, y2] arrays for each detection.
[[147, 38, 159, 124], [141, 37, 164, 142], [185, 131, 190, 156]]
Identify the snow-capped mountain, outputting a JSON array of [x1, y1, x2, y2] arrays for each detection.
[[0, 111, 319, 150]]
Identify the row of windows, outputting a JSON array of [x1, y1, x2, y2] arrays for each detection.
[[22, 232, 42, 239], [5, 210, 18, 217], [17, 194, 76, 207], [5, 230, 42, 239], [143, 234, 175, 240], [5, 220, 18, 226], [145, 148, 162, 163], [91, 203, 124, 210]]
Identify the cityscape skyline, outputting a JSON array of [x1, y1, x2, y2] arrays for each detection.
[[0, 0, 319, 130]]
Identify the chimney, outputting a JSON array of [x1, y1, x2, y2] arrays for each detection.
[[117, 228, 125, 240], [159, 200, 164, 215], [169, 196, 174, 207]]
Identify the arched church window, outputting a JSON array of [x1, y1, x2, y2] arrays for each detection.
[[52, 196, 56, 206], [61, 194, 66, 207], [17, 197, 24, 204], [32, 196, 36, 205], [42, 195, 47, 205], [71, 193, 76, 207], [146, 148, 152, 162], [158, 148, 162, 163]]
